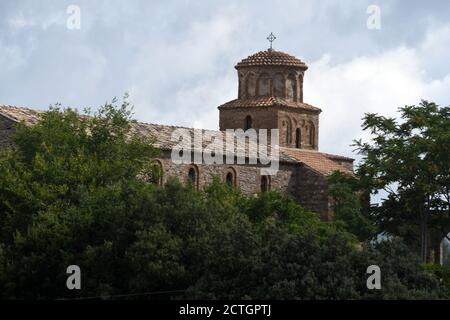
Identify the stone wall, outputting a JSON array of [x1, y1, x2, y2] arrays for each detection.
[[219, 106, 319, 150], [157, 149, 297, 195], [295, 164, 332, 221], [219, 107, 278, 131], [156, 149, 330, 218], [278, 108, 319, 150]]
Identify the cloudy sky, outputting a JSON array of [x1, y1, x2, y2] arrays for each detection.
[[1, 0, 450, 160]]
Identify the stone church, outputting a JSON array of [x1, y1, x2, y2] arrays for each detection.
[[0, 47, 354, 221]]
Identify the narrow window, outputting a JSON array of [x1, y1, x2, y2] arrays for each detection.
[[285, 120, 291, 144], [257, 73, 270, 96], [286, 75, 297, 101], [295, 128, 301, 148], [245, 115, 252, 130], [247, 73, 256, 97], [309, 123, 315, 147], [188, 166, 198, 189], [226, 172, 234, 187], [261, 175, 269, 192], [149, 160, 163, 185]]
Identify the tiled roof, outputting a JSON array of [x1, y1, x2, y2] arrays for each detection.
[[0, 105, 42, 125], [236, 49, 308, 69], [218, 97, 321, 112], [0, 105, 353, 176], [131, 122, 298, 163], [281, 147, 354, 176]]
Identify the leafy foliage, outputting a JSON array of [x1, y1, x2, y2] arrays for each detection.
[[354, 101, 450, 261], [328, 171, 377, 241], [0, 99, 446, 299]]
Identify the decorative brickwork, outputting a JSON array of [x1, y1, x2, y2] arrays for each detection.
[[219, 49, 321, 150]]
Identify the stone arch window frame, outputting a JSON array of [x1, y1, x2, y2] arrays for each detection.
[[298, 73, 304, 102], [282, 116, 292, 145], [308, 121, 315, 148], [246, 72, 257, 98], [256, 72, 271, 97], [224, 166, 237, 188], [260, 174, 271, 193], [238, 72, 246, 99], [286, 73, 298, 102], [295, 127, 302, 148], [244, 115, 253, 130], [151, 159, 164, 186], [273, 72, 286, 98], [187, 164, 200, 190]]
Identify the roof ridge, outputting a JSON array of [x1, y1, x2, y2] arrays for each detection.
[[235, 49, 308, 69], [217, 98, 321, 112], [281, 147, 354, 161]]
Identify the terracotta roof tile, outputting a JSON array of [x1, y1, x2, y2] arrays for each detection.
[[236, 49, 308, 69], [281, 147, 354, 176], [218, 97, 321, 112]]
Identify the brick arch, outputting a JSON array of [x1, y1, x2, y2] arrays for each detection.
[[273, 73, 285, 98], [238, 73, 245, 99], [224, 166, 238, 188], [308, 120, 315, 147], [281, 116, 292, 146], [187, 164, 200, 190], [286, 73, 297, 101], [246, 73, 256, 97], [298, 73, 304, 102], [257, 72, 270, 97], [260, 174, 271, 192]]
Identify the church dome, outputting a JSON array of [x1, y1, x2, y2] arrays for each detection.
[[235, 49, 308, 70]]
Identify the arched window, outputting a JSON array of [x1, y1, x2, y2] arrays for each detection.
[[284, 118, 292, 145], [286, 74, 297, 101], [273, 73, 285, 97], [226, 172, 234, 186], [260, 175, 270, 192], [309, 123, 315, 147], [245, 115, 252, 130], [225, 167, 237, 188], [187, 165, 199, 189], [257, 73, 270, 96], [246, 73, 256, 97], [238, 73, 244, 99], [140, 160, 163, 185], [298, 73, 304, 102], [295, 128, 301, 148]]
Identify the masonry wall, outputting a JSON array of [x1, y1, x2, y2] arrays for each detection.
[[157, 150, 298, 195], [295, 165, 332, 221], [278, 108, 319, 150], [156, 150, 331, 219], [219, 107, 278, 131]]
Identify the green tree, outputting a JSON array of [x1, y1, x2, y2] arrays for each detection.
[[0, 98, 446, 299], [354, 101, 450, 263], [328, 171, 377, 241]]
